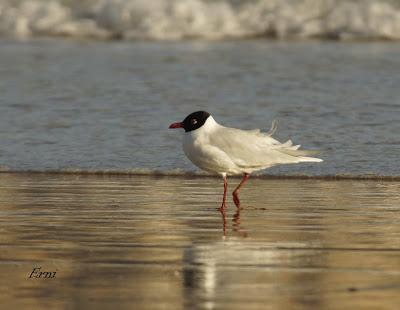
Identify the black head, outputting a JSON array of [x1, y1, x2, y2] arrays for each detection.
[[169, 111, 211, 132], [181, 111, 210, 132]]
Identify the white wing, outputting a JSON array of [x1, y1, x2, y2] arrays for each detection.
[[209, 124, 322, 170]]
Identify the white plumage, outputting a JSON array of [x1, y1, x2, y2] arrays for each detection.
[[170, 111, 322, 209], [183, 116, 322, 176]]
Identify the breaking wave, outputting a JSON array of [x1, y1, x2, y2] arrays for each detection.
[[1, 0, 400, 41], [0, 166, 399, 180]]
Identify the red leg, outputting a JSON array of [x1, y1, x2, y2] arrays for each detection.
[[232, 173, 250, 208], [218, 174, 228, 211]]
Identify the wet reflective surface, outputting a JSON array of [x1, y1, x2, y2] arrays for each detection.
[[1, 173, 400, 309]]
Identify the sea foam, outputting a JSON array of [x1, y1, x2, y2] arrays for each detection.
[[1, 0, 400, 41]]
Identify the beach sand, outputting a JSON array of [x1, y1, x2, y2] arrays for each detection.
[[0, 173, 399, 309]]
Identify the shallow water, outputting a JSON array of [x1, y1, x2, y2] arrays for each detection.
[[1, 174, 399, 309], [0, 39, 400, 176]]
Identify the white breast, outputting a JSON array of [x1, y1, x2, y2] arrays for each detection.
[[182, 117, 241, 175]]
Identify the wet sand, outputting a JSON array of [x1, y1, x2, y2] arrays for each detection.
[[0, 173, 399, 309]]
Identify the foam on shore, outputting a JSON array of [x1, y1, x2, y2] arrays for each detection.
[[1, 0, 400, 41], [1, 167, 399, 181]]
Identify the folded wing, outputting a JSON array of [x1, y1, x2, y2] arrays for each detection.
[[209, 123, 322, 171]]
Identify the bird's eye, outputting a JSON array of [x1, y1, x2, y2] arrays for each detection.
[[191, 119, 198, 125]]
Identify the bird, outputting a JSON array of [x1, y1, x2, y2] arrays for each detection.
[[169, 111, 322, 210]]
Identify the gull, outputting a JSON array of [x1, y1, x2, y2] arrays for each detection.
[[169, 111, 322, 210]]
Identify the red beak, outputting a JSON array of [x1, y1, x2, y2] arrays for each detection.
[[169, 122, 183, 129]]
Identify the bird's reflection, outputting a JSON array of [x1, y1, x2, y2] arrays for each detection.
[[220, 208, 227, 236], [219, 207, 247, 237]]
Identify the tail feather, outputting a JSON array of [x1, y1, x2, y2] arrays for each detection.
[[280, 148, 321, 157], [298, 156, 323, 163], [278, 147, 323, 162]]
